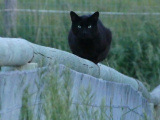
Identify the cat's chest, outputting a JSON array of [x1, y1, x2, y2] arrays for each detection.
[[78, 39, 95, 48], [77, 39, 100, 54]]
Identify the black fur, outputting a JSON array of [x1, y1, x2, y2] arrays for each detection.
[[68, 11, 112, 64]]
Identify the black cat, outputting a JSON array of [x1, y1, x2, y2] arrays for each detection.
[[68, 11, 112, 64]]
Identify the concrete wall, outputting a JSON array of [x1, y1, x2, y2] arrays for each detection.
[[0, 65, 154, 120], [0, 37, 159, 120]]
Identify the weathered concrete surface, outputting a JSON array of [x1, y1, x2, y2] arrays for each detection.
[[0, 65, 154, 120], [0, 37, 150, 100], [1, 63, 38, 71], [0, 38, 33, 66], [151, 85, 160, 105], [151, 85, 160, 120]]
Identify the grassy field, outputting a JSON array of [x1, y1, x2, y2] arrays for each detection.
[[0, 0, 160, 90]]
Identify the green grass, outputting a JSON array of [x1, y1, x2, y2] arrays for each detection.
[[0, 0, 160, 90]]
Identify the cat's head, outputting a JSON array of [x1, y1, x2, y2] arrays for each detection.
[[70, 11, 99, 39]]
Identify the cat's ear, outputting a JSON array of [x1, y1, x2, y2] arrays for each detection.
[[70, 11, 80, 22], [89, 11, 99, 22]]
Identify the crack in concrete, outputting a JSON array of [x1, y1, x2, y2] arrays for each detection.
[[28, 54, 34, 63], [34, 52, 52, 60]]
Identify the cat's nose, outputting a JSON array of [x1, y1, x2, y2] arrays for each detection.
[[83, 30, 87, 35]]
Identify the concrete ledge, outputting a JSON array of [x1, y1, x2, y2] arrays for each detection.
[[1, 63, 38, 71], [0, 37, 155, 102]]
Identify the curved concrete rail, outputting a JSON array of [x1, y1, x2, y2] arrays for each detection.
[[0, 37, 157, 102], [0, 38, 33, 65], [151, 85, 160, 105]]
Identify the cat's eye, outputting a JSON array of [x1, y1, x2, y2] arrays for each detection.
[[78, 25, 81, 28], [88, 25, 92, 28]]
